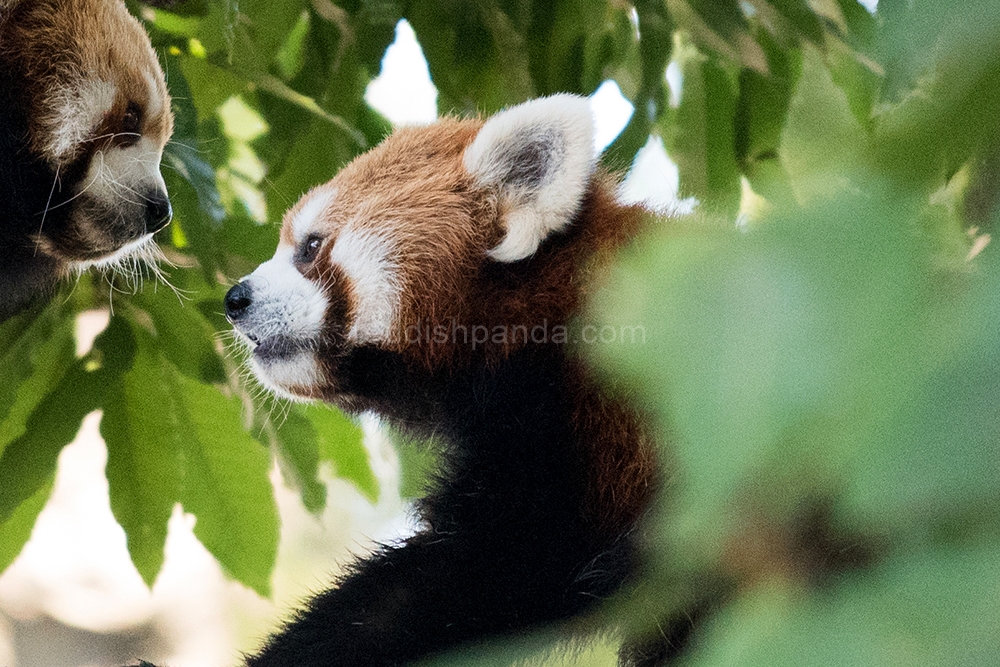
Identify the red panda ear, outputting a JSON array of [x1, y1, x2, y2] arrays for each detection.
[[464, 94, 596, 263]]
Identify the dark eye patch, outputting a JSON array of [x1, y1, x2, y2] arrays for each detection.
[[298, 235, 324, 264], [117, 102, 143, 147]]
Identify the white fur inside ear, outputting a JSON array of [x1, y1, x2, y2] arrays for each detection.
[[464, 94, 596, 263]]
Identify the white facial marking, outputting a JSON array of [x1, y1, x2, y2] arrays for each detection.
[[292, 188, 336, 244], [250, 352, 323, 402], [465, 94, 596, 263], [329, 228, 401, 344], [47, 80, 117, 162], [246, 246, 329, 341], [237, 246, 329, 395], [85, 136, 167, 205]]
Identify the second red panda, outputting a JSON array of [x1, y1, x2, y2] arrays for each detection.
[[221, 94, 668, 667]]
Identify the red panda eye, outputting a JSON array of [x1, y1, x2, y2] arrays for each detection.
[[300, 236, 323, 263], [118, 102, 143, 147]]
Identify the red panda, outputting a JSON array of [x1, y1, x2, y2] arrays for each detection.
[[0, 0, 173, 321], [221, 95, 672, 666]]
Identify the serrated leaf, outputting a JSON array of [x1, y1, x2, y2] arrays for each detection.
[[0, 480, 52, 574], [872, 0, 1000, 186], [176, 374, 278, 598], [101, 320, 182, 586], [0, 318, 117, 524], [101, 318, 278, 594]]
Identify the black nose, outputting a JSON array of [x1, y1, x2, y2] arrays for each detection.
[[225, 281, 253, 322], [145, 191, 172, 234]]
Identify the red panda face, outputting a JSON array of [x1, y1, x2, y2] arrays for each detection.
[[0, 0, 173, 274], [226, 95, 598, 406]]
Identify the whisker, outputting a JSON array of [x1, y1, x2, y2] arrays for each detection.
[[34, 164, 62, 256]]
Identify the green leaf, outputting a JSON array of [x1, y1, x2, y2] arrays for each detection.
[[871, 0, 1000, 186], [101, 320, 182, 586], [308, 405, 375, 503], [270, 403, 374, 509], [0, 302, 77, 455], [778, 45, 864, 204], [275, 9, 311, 81], [752, 0, 825, 45], [662, 38, 742, 216], [823, 34, 880, 131], [228, 0, 311, 71], [843, 260, 1000, 533], [0, 311, 121, 524], [102, 319, 279, 593], [176, 54, 247, 120], [0, 366, 103, 523], [263, 116, 359, 221], [268, 406, 328, 514], [163, 56, 227, 227], [603, 0, 673, 170], [734, 27, 802, 203], [667, 0, 769, 72], [176, 374, 278, 598], [395, 433, 442, 501], [526, 0, 638, 97], [0, 480, 53, 574], [255, 74, 367, 149], [591, 181, 934, 564], [133, 286, 226, 385], [408, 0, 535, 114]]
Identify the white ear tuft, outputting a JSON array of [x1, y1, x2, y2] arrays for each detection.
[[464, 94, 596, 262]]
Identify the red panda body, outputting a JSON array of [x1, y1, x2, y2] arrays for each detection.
[[223, 96, 670, 667]]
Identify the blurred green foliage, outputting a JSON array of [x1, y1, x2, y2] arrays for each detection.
[[2, 0, 1000, 664]]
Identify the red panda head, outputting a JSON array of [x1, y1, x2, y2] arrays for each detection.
[[226, 95, 642, 406], [0, 0, 173, 273]]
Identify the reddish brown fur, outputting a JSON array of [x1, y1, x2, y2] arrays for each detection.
[[280, 114, 659, 540], [0, 0, 172, 162], [287, 118, 650, 369]]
